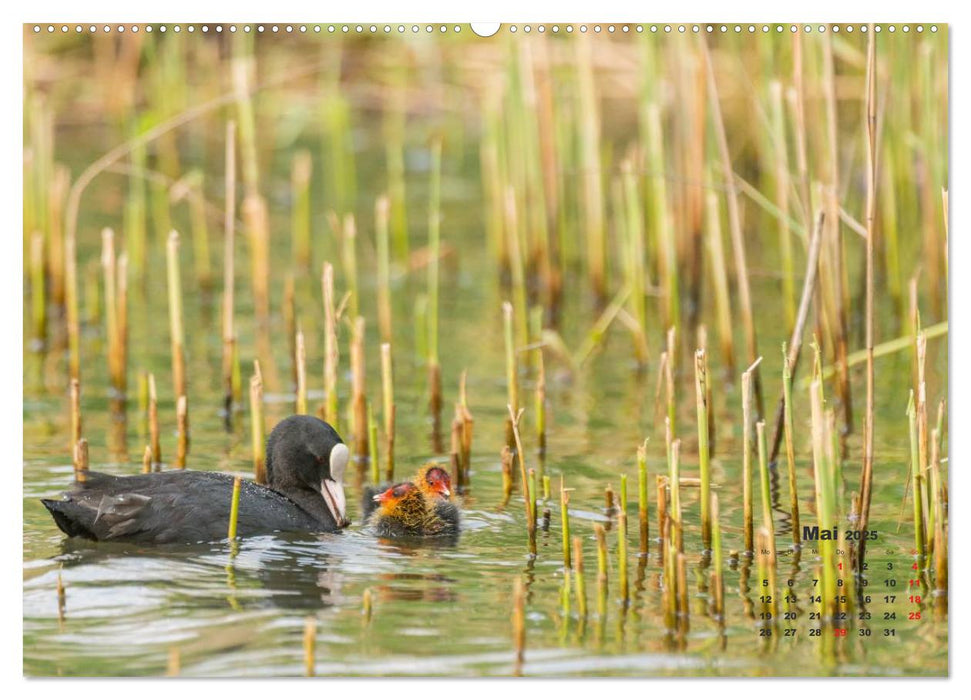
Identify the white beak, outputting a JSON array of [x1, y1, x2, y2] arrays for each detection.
[[321, 478, 348, 528]]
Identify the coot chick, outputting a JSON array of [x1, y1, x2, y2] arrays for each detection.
[[41, 415, 350, 544], [366, 482, 457, 539], [360, 463, 459, 529]]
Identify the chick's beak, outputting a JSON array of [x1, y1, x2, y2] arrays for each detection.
[[321, 478, 349, 528]]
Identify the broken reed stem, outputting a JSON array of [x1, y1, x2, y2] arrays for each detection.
[[573, 536, 587, 618], [907, 391, 926, 562], [303, 617, 316, 677], [503, 302, 518, 448], [618, 474, 629, 603], [295, 327, 307, 414], [756, 421, 774, 541], [512, 577, 526, 676], [142, 444, 152, 474], [782, 346, 801, 546], [74, 437, 89, 483], [227, 476, 242, 539], [656, 475, 668, 549], [741, 361, 757, 554], [560, 477, 571, 569], [508, 405, 536, 556], [694, 348, 712, 549], [351, 316, 368, 460], [175, 395, 188, 468], [166, 231, 186, 404], [703, 36, 761, 418], [637, 440, 649, 556], [594, 523, 609, 618], [375, 195, 392, 343], [669, 439, 683, 553], [222, 121, 237, 412], [101, 229, 125, 395], [148, 373, 161, 466], [380, 343, 395, 481], [250, 360, 266, 485], [322, 262, 339, 429]]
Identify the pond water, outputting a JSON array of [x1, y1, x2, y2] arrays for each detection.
[[23, 29, 947, 677]]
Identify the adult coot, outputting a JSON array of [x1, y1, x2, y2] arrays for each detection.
[[41, 415, 350, 544]]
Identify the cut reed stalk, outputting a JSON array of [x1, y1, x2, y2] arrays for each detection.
[[166, 231, 186, 404], [175, 395, 188, 468], [810, 379, 838, 621], [595, 523, 609, 619], [303, 617, 316, 677], [711, 493, 725, 622], [380, 343, 395, 480], [322, 262, 339, 429], [741, 359, 761, 553], [458, 372, 474, 491], [250, 361, 266, 485], [669, 439, 683, 553], [291, 150, 312, 270], [756, 421, 774, 541], [694, 348, 712, 548], [295, 327, 307, 415], [147, 374, 161, 466], [375, 195, 392, 343], [142, 444, 152, 474], [227, 476, 242, 539], [637, 440, 649, 556], [351, 316, 368, 460], [74, 437, 88, 484], [618, 474, 629, 603], [573, 536, 587, 618], [542, 475, 550, 502], [221, 121, 237, 416], [512, 577, 526, 676]]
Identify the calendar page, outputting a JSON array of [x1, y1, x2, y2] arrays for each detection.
[[22, 21, 948, 678]]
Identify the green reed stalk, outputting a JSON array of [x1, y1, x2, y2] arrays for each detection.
[[380, 343, 395, 481], [665, 328, 677, 441], [291, 151, 312, 271], [656, 475, 668, 549], [756, 421, 774, 542], [594, 523, 609, 617], [368, 402, 379, 484], [907, 391, 926, 562], [166, 231, 186, 404], [669, 439, 683, 553], [560, 476, 572, 569], [376, 195, 392, 343], [294, 327, 308, 415], [322, 263, 339, 429], [694, 349, 712, 548], [227, 476, 242, 540], [573, 536, 587, 618], [529, 469, 538, 534], [704, 190, 734, 373], [542, 475, 550, 502], [250, 361, 266, 485], [142, 444, 152, 474], [637, 440, 649, 556], [618, 474, 629, 603], [781, 345, 801, 546], [148, 373, 160, 466], [351, 316, 368, 460]]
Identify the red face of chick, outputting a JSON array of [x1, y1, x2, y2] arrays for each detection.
[[374, 482, 417, 505], [423, 467, 451, 499]]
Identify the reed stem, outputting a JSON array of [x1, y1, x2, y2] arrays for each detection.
[[175, 395, 188, 468], [250, 361, 266, 485], [322, 262, 339, 429], [618, 474, 629, 603], [295, 327, 307, 414], [380, 342, 395, 481], [166, 231, 186, 406], [637, 440, 649, 556], [149, 373, 161, 466], [227, 476, 242, 539], [694, 348, 711, 548], [508, 405, 535, 556], [573, 536, 587, 618], [222, 121, 237, 416], [351, 316, 368, 460], [560, 476, 571, 569]]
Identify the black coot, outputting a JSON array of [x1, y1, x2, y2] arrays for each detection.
[[41, 415, 350, 544]]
